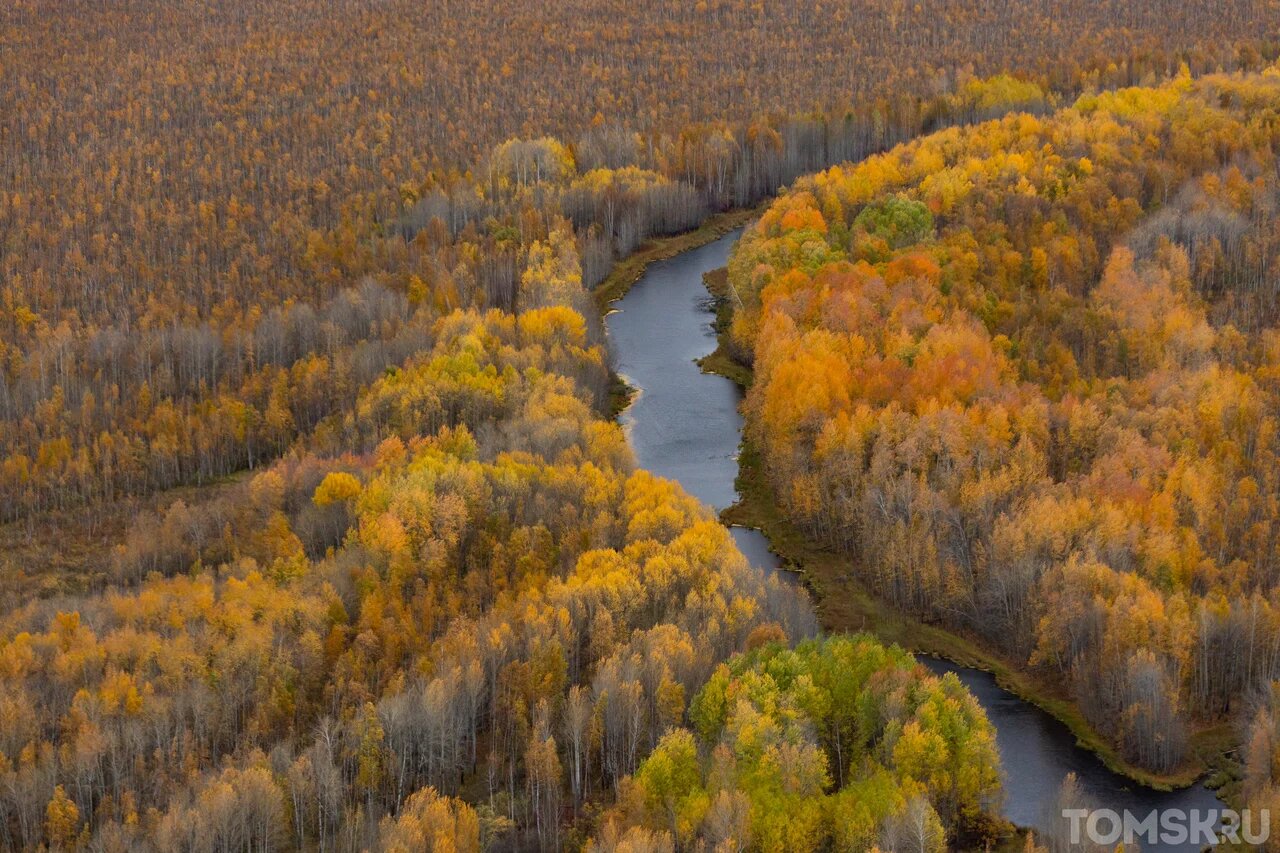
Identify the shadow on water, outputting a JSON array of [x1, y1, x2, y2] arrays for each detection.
[[605, 229, 1224, 851]]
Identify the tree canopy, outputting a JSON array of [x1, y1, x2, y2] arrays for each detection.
[[730, 67, 1280, 774]]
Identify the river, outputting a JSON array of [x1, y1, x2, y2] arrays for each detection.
[[604, 229, 1224, 851]]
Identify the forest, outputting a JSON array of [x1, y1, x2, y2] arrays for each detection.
[[3, 0, 1280, 850], [729, 69, 1280, 788], [0, 0, 1274, 544], [0, 177, 1015, 852], [0, 260, 818, 850]]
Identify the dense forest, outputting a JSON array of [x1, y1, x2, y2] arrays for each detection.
[[0, 252, 817, 850], [0, 179, 1017, 852], [1, 0, 1276, 552], [598, 636, 1002, 850], [4, 0, 1280, 850], [729, 69, 1280, 783]]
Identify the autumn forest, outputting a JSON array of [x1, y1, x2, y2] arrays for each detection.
[[2, 0, 1280, 851]]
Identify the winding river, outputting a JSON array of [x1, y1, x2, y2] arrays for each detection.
[[605, 230, 1222, 851]]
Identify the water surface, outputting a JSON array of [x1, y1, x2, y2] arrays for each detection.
[[605, 230, 1221, 851]]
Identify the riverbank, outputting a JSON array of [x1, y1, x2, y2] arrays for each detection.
[[592, 205, 766, 312], [696, 264, 1237, 797], [597, 206, 765, 420]]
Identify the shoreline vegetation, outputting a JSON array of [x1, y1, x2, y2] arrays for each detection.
[[698, 261, 1241, 798], [593, 213, 1238, 798], [592, 204, 766, 311], [704, 67, 1280, 829], [11, 2, 1280, 847], [596, 204, 764, 418]]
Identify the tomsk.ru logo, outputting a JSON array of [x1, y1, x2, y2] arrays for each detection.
[[1062, 808, 1270, 847]]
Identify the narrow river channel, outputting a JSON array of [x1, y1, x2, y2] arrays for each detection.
[[604, 229, 1223, 851]]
